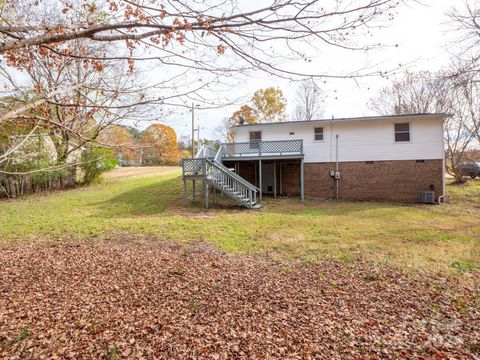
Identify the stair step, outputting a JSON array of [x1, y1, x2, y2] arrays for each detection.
[[203, 165, 261, 209]]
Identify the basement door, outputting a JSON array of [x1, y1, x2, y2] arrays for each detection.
[[261, 162, 274, 194]]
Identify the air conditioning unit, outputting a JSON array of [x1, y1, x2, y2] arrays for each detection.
[[419, 191, 436, 204]]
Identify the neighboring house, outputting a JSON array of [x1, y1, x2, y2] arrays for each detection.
[[182, 114, 446, 208]]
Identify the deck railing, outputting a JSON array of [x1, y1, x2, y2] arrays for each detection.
[[182, 158, 206, 176], [221, 139, 303, 158], [195, 144, 217, 159]]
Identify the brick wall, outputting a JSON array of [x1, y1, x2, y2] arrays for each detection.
[[304, 160, 444, 202], [223, 161, 257, 187], [238, 161, 257, 186], [279, 161, 300, 196]]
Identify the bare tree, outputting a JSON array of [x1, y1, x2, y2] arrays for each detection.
[[448, 1, 480, 70], [368, 71, 447, 115], [448, 1, 480, 144], [293, 80, 324, 121], [0, 39, 147, 174], [0, 1, 405, 63], [444, 73, 478, 183], [215, 117, 235, 143]]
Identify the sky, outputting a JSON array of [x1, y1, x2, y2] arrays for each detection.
[[144, 0, 458, 141]]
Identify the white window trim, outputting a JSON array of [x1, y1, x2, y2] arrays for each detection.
[[393, 122, 412, 143]]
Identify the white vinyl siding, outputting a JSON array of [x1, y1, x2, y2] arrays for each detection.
[[233, 116, 444, 163]]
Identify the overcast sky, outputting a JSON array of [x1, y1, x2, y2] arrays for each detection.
[[148, 0, 457, 140]]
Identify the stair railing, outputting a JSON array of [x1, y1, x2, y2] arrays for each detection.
[[214, 144, 224, 163], [205, 159, 258, 207], [195, 145, 217, 159]]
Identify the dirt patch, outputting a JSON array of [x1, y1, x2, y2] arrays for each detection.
[[0, 241, 478, 359]]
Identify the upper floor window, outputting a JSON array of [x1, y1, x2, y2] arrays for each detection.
[[394, 123, 410, 142], [249, 131, 262, 142], [249, 131, 262, 149], [314, 127, 324, 141]]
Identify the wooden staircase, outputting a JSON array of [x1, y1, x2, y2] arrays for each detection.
[[182, 145, 261, 209]]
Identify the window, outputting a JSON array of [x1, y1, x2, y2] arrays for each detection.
[[314, 127, 324, 141], [249, 131, 261, 149], [394, 123, 410, 142]]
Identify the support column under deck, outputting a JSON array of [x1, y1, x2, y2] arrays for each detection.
[[259, 159, 263, 201], [280, 163, 283, 195], [192, 180, 196, 202], [204, 180, 209, 209], [183, 179, 187, 207], [300, 158, 304, 203], [273, 160, 277, 198]]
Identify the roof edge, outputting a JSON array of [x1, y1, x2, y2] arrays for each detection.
[[232, 113, 448, 128]]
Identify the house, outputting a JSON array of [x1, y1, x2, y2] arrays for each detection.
[[182, 113, 446, 208]]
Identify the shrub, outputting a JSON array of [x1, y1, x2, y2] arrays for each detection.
[[80, 147, 117, 184]]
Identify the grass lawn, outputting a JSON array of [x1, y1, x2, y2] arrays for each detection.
[[0, 166, 479, 273]]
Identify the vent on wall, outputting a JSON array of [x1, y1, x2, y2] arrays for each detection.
[[419, 191, 436, 204]]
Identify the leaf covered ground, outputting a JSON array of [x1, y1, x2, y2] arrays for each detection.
[[0, 241, 478, 359]]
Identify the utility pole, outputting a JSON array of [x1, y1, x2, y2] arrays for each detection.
[[197, 125, 200, 147], [191, 102, 195, 158]]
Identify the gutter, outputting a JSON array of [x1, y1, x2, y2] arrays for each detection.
[[231, 113, 448, 129]]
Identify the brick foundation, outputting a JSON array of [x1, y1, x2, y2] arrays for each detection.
[[224, 159, 442, 202], [304, 160, 444, 202]]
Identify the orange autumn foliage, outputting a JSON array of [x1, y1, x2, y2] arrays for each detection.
[[139, 124, 179, 165], [98, 125, 138, 161]]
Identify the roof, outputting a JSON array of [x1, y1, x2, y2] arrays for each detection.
[[231, 113, 448, 128]]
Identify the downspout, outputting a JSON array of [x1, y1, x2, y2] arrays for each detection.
[[439, 151, 446, 204], [335, 134, 339, 200], [438, 117, 446, 204]]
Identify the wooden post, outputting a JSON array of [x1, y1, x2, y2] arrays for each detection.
[[204, 181, 209, 209], [259, 159, 263, 201], [213, 186, 216, 205], [183, 179, 187, 207], [182, 159, 187, 207], [280, 162, 283, 195], [273, 160, 277, 198], [300, 159, 304, 203], [192, 180, 196, 202]]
